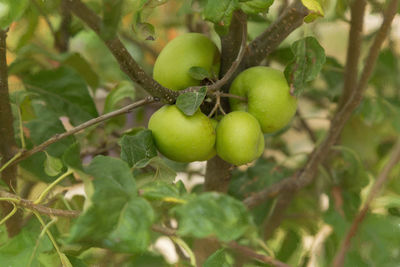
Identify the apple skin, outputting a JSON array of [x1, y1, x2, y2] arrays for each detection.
[[216, 111, 264, 166], [148, 105, 216, 162], [153, 33, 220, 91], [229, 66, 297, 133]]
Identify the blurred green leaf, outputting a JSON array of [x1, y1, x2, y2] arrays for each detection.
[[69, 155, 153, 253], [100, 0, 124, 40], [276, 229, 301, 262], [24, 67, 98, 125], [188, 66, 211, 81], [63, 53, 100, 89], [106, 197, 154, 252], [0, 0, 29, 29], [63, 143, 84, 172], [176, 87, 207, 116], [0, 219, 52, 266], [284, 36, 326, 97], [137, 157, 177, 184], [239, 0, 274, 14], [120, 129, 157, 168], [44, 152, 63, 177], [140, 181, 183, 202], [172, 192, 253, 241], [204, 249, 232, 267], [301, 0, 324, 22], [103, 81, 135, 113]]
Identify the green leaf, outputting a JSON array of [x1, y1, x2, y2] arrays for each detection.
[[68, 156, 136, 242], [301, 0, 324, 22], [284, 36, 326, 97], [24, 66, 99, 125], [106, 197, 154, 252], [62, 53, 100, 89], [176, 87, 207, 116], [104, 81, 136, 113], [204, 249, 232, 267], [188, 66, 211, 81], [100, 0, 124, 40], [137, 157, 177, 184], [204, 0, 239, 27], [25, 103, 75, 158], [0, 219, 52, 266], [120, 129, 157, 168], [239, 0, 274, 14], [140, 181, 183, 202], [276, 229, 301, 262], [44, 152, 63, 177], [172, 192, 253, 241], [0, 0, 29, 29], [68, 156, 153, 252], [63, 143, 84, 172]]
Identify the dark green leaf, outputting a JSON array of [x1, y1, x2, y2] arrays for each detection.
[[106, 197, 154, 252], [276, 229, 301, 262], [284, 36, 326, 97], [68, 156, 137, 244], [204, 249, 232, 267], [0, 0, 29, 29], [24, 67, 98, 125], [120, 130, 157, 168], [172, 192, 253, 241], [63, 143, 84, 172], [100, 0, 124, 40], [176, 87, 207, 116], [26, 103, 75, 158], [62, 53, 100, 89], [188, 66, 211, 81], [137, 157, 177, 184]]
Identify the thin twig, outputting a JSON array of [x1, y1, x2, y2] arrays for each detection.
[[297, 109, 317, 143], [0, 190, 80, 218], [151, 225, 290, 267], [30, 0, 57, 37], [219, 93, 247, 102], [332, 140, 400, 267], [337, 0, 367, 109], [5, 97, 156, 169]]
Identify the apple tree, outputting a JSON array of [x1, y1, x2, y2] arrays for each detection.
[[0, 0, 400, 266]]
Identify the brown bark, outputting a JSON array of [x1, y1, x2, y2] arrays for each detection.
[[0, 30, 23, 237]]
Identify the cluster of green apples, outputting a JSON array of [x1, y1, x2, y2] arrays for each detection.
[[148, 33, 297, 166]]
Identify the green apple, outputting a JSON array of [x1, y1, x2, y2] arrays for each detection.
[[216, 111, 264, 165], [153, 33, 220, 91], [148, 105, 216, 162], [229, 66, 297, 133]]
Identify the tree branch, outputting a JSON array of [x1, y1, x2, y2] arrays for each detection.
[[55, 0, 72, 52], [6, 97, 157, 169], [0, 189, 80, 218], [243, 0, 309, 68], [337, 0, 366, 109], [0, 29, 23, 237], [242, 0, 398, 215], [332, 139, 400, 267], [66, 0, 178, 103]]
